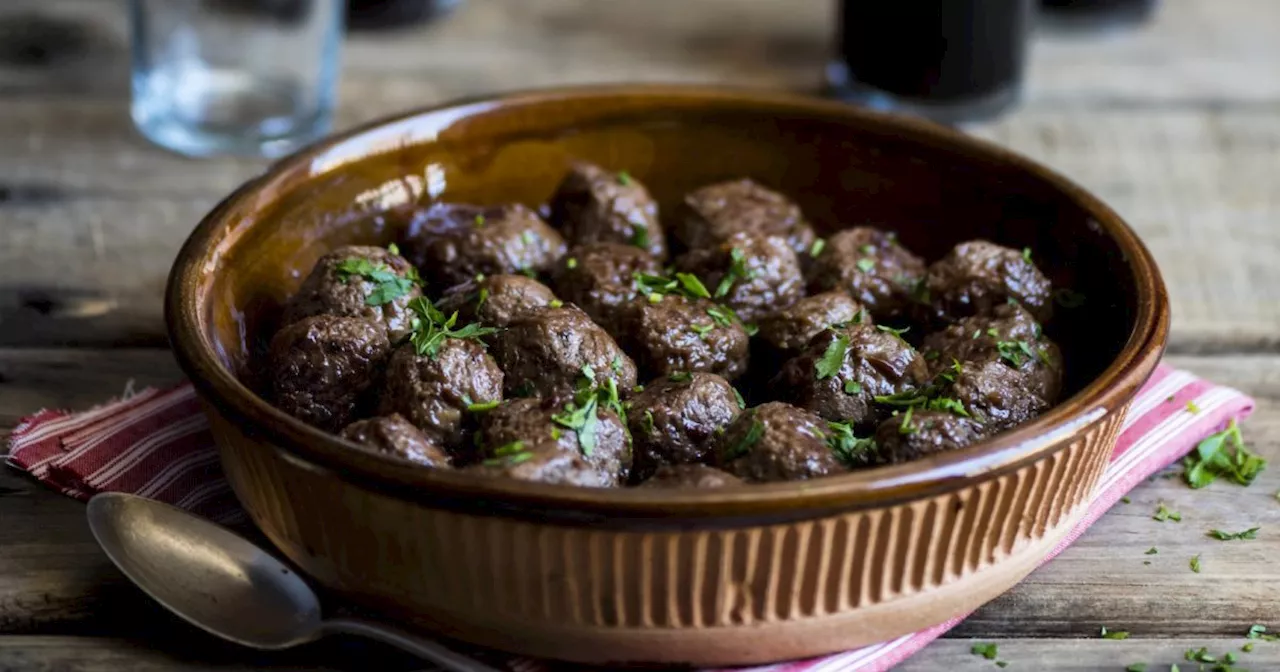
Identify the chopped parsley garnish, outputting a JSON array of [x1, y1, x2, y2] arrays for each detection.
[[407, 298, 499, 359], [1145, 547, 1157, 555], [732, 387, 746, 409], [815, 334, 850, 380], [549, 299, 564, 308], [856, 258, 876, 273], [676, 272, 712, 299], [476, 287, 490, 309], [725, 418, 763, 460], [616, 170, 632, 186], [971, 643, 998, 660], [336, 257, 417, 306], [630, 225, 650, 249], [668, 371, 692, 383], [1183, 419, 1265, 488], [641, 410, 655, 434], [810, 238, 826, 257], [844, 380, 863, 395], [1124, 665, 1146, 672], [1100, 626, 1130, 640], [551, 366, 624, 457], [1121, 496, 1131, 503], [707, 305, 735, 328], [924, 350, 940, 360], [1152, 503, 1182, 522], [634, 272, 677, 297], [859, 243, 876, 255], [467, 399, 501, 412], [1022, 247, 1033, 262], [691, 322, 715, 340], [853, 309, 867, 324], [715, 248, 755, 298], [997, 340, 1037, 367], [566, 257, 578, 269], [521, 230, 536, 245], [873, 389, 929, 408], [1053, 288, 1086, 308], [899, 406, 918, 434], [1246, 624, 1279, 641], [1190, 554, 1201, 573], [386, 242, 400, 256], [876, 324, 910, 339], [482, 440, 531, 466], [611, 356, 623, 373], [518, 268, 537, 278], [1208, 527, 1259, 540], [474, 214, 486, 227], [926, 396, 970, 417], [827, 421, 876, 467]]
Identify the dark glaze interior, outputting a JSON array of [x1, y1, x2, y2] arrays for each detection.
[[168, 86, 1167, 519]]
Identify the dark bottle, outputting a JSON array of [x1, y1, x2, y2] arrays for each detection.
[[1039, 0, 1158, 32], [826, 0, 1034, 124], [345, 0, 461, 30]]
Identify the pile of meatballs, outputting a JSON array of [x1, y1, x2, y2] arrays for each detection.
[[268, 161, 1063, 489]]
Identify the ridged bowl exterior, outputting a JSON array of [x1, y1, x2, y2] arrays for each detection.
[[213, 404, 1123, 665]]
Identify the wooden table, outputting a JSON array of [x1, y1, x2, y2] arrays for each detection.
[[2, 1, 1278, 669]]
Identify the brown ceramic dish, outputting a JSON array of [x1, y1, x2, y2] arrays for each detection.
[[165, 85, 1168, 666]]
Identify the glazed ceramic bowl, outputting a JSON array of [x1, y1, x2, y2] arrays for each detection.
[[165, 86, 1168, 666]]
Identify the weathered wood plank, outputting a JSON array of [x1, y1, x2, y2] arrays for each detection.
[[0, 635, 416, 671], [898, 637, 1280, 671], [0, 350, 1275, 645]]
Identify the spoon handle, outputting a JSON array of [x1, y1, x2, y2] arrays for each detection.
[[321, 618, 505, 672]]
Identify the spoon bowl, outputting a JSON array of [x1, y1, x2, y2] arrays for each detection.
[[86, 492, 499, 672], [87, 492, 321, 649]]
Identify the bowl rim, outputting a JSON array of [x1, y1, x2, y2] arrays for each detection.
[[165, 84, 1169, 522]]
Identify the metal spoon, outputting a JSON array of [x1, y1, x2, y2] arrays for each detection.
[[86, 492, 500, 672]]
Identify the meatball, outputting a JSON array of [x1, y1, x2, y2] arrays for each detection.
[[637, 464, 743, 489], [550, 243, 661, 332], [282, 245, 422, 342], [942, 360, 1051, 433], [675, 179, 817, 258], [772, 324, 929, 429], [402, 202, 567, 289], [340, 414, 451, 468], [434, 274, 558, 329], [492, 306, 638, 399], [548, 162, 667, 260], [464, 447, 614, 487], [269, 315, 391, 432], [870, 410, 986, 465], [715, 402, 843, 483], [378, 340, 504, 450], [673, 232, 804, 324], [923, 240, 1053, 323], [626, 372, 744, 482], [806, 227, 926, 320], [616, 294, 750, 381], [470, 396, 630, 485], [756, 291, 872, 355], [921, 302, 1063, 402]]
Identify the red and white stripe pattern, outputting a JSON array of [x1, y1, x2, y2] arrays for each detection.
[[3, 364, 1255, 672]]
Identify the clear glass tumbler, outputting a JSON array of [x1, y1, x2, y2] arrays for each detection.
[[129, 0, 343, 158]]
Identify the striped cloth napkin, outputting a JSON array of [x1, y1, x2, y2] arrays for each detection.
[[4, 363, 1255, 672]]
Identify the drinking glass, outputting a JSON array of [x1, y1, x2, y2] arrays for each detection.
[[130, 0, 343, 158], [826, 0, 1035, 124]]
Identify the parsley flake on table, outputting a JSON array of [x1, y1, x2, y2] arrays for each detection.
[[1190, 554, 1201, 573], [815, 334, 850, 380], [1145, 547, 1158, 555], [1100, 626, 1130, 640], [1186, 400, 1201, 414], [1152, 503, 1182, 522], [1124, 664, 1146, 672], [1183, 419, 1265, 489], [1121, 496, 1132, 504], [1208, 527, 1259, 541], [971, 642, 999, 660]]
